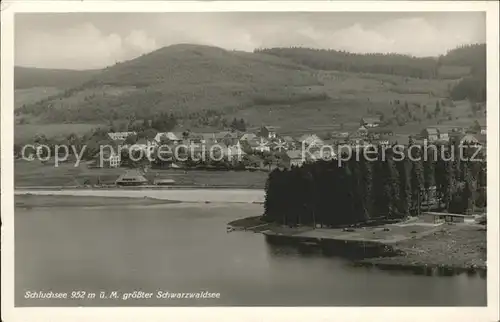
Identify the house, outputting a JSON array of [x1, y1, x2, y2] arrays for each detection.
[[422, 212, 469, 223], [357, 126, 368, 136], [421, 127, 439, 142], [347, 134, 369, 148], [376, 135, 392, 147], [154, 132, 183, 145], [312, 146, 336, 161], [284, 150, 305, 168], [115, 170, 148, 186], [214, 131, 240, 145], [106, 154, 121, 168], [188, 132, 218, 145], [282, 136, 298, 149], [459, 134, 482, 147], [360, 117, 381, 128], [108, 132, 136, 141], [247, 138, 270, 153], [367, 127, 394, 139], [258, 126, 279, 139], [439, 132, 449, 142], [421, 212, 446, 224], [431, 126, 453, 142], [102, 152, 121, 168], [226, 142, 247, 161], [476, 133, 487, 146], [129, 138, 156, 158], [239, 133, 257, 142], [297, 134, 323, 147], [92, 147, 122, 168]]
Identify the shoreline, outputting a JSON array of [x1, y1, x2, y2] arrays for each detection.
[[15, 185, 265, 190], [14, 194, 486, 275], [15, 194, 182, 208], [228, 216, 487, 275], [15, 188, 266, 204]]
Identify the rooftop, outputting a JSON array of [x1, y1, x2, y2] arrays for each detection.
[[361, 117, 381, 123]]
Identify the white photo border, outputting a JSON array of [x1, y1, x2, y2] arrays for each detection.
[[1, 1, 499, 322]]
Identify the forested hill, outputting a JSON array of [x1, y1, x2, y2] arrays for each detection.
[[256, 44, 485, 79], [440, 44, 486, 102], [255, 47, 439, 79], [15, 67, 100, 89], [256, 43, 486, 102], [15, 44, 321, 122], [15, 43, 486, 125], [438, 43, 486, 75]]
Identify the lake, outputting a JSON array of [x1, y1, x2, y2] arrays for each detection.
[[15, 202, 486, 306]]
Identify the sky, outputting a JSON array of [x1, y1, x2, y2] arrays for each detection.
[[15, 12, 486, 70]]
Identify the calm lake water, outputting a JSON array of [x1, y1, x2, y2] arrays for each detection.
[[15, 203, 486, 306]]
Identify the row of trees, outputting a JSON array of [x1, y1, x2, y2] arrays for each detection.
[[263, 146, 486, 227], [441, 44, 486, 102], [257, 44, 486, 102], [256, 47, 439, 79]]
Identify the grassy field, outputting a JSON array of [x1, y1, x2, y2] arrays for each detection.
[[14, 159, 268, 188], [14, 87, 63, 108], [224, 71, 481, 136]]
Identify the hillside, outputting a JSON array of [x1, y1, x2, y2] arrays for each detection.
[[14, 67, 100, 90], [257, 44, 486, 102], [441, 44, 487, 102], [14, 43, 486, 140], [255, 47, 439, 78], [14, 67, 101, 109], [16, 44, 323, 123]]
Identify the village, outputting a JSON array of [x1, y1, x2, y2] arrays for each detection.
[[94, 115, 487, 172], [14, 112, 487, 190]]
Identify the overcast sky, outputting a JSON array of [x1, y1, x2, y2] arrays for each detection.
[[15, 12, 485, 70]]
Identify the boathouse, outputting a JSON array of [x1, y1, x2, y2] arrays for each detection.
[[421, 212, 467, 224], [115, 170, 149, 186]]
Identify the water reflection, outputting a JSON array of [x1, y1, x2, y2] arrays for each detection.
[[15, 205, 487, 306]]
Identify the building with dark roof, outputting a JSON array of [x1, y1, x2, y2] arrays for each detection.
[[115, 170, 148, 186]]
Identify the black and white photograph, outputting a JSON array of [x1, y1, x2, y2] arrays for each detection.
[[1, 1, 499, 321]]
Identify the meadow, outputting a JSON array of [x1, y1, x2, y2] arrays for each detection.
[[14, 159, 268, 188], [226, 71, 481, 136], [14, 87, 63, 108]]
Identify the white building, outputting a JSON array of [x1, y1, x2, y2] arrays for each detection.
[[108, 132, 137, 141], [154, 132, 182, 145]]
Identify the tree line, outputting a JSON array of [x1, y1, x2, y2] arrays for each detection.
[[255, 47, 439, 79], [256, 44, 486, 102], [263, 146, 486, 227], [445, 44, 486, 102]]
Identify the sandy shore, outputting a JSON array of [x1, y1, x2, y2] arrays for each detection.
[[228, 216, 487, 272], [15, 194, 181, 208], [354, 224, 486, 271], [15, 188, 265, 204]]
